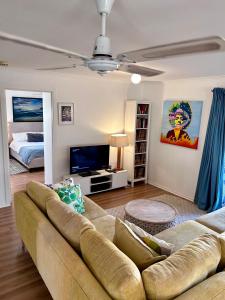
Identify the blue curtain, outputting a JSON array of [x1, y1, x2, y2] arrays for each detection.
[[194, 88, 225, 212]]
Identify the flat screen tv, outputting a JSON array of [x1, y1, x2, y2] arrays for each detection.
[[70, 145, 110, 175]]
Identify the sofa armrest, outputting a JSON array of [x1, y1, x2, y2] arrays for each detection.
[[219, 234, 225, 269]]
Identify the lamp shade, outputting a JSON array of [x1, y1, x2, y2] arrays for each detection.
[[110, 134, 129, 147]]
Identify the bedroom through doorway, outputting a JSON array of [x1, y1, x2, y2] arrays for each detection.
[[5, 89, 53, 196]]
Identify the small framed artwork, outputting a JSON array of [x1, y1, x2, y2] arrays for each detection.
[[58, 103, 74, 125]]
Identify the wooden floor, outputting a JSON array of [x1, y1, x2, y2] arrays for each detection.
[[91, 183, 167, 209], [10, 170, 44, 193], [0, 205, 51, 300], [0, 183, 166, 300]]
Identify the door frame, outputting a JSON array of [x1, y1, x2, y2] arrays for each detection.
[[0, 88, 54, 207]]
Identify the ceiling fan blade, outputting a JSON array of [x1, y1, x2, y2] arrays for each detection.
[[117, 36, 225, 63], [118, 64, 163, 77], [0, 31, 88, 61], [37, 65, 76, 71]]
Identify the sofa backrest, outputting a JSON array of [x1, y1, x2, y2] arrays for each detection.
[[46, 198, 95, 253], [14, 191, 112, 300], [26, 181, 60, 213]]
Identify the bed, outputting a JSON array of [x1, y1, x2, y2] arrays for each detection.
[[8, 122, 44, 169]]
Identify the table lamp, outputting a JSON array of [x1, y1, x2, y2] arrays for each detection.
[[110, 133, 129, 170]]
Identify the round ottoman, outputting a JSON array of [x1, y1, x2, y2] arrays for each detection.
[[124, 199, 177, 235]]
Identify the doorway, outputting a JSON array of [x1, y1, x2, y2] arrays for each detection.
[[4, 89, 53, 204]]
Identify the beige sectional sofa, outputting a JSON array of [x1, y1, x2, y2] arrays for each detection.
[[14, 181, 225, 300]]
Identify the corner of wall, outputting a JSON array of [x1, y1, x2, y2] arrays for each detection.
[[127, 80, 164, 102]]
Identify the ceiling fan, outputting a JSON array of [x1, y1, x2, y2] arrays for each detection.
[[0, 0, 225, 80]]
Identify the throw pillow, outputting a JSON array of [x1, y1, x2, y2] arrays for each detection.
[[125, 220, 174, 255], [114, 218, 166, 271], [27, 133, 44, 142], [52, 180, 85, 214], [80, 228, 146, 300], [12, 132, 28, 142]]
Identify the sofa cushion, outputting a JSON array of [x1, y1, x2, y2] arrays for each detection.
[[174, 272, 225, 300], [155, 220, 218, 252], [142, 234, 221, 300], [47, 198, 94, 252], [196, 207, 225, 233], [80, 228, 146, 300], [114, 218, 166, 271], [92, 215, 115, 241], [83, 196, 107, 220], [26, 181, 60, 213]]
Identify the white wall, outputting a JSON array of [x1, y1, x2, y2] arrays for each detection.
[[128, 77, 225, 201], [2, 67, 224, 206], [0, 68, 129, 206], [42, 91, 53, 184]]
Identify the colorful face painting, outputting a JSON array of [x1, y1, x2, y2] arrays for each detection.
[[160, 100, 203, 149]]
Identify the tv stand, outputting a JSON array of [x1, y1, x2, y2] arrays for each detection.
[[79, 171, 100, 177], [63, 169, 128, 195]]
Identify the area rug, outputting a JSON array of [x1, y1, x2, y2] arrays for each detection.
[[9, 158, 28, 175], [106, 194, 206, 226]]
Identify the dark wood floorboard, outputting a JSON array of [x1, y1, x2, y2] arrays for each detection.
[[89, 182, 168, 209], [0, 206, 52, 300], [10, 170, 44, 193], [0, 182, 167, 299]]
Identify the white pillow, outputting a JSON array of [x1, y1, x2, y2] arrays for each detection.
[[12, 132, 28, 142], [12, 132, 44, 142], [125, 220, 174, 255]]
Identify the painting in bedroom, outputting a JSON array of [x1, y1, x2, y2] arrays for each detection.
[[160, 100, 203, 149], [8, 92, 45, 180], [12, 97, 43, 122]]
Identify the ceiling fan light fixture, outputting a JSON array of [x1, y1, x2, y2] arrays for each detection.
[[87, 57, 119, 72], [131, 73, 141, 84]]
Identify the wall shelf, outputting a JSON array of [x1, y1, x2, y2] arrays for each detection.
[[124, 101, 151, 187], [136, 140, 147, 142], [135, 152, 147, 155]]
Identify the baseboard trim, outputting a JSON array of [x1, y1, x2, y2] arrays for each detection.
[[148, 180, 194, 202], [0, 203, 11, 208]]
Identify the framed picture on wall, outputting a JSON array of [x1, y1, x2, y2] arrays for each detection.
[[58, 103, 74, 125], [12, 97, 43, 122], [160, 100, 203, 149]]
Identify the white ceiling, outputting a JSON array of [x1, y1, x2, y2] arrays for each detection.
[[0, 0, 225, 80]]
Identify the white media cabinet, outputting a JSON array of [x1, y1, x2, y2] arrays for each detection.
[[64, 170, 128, 195]]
